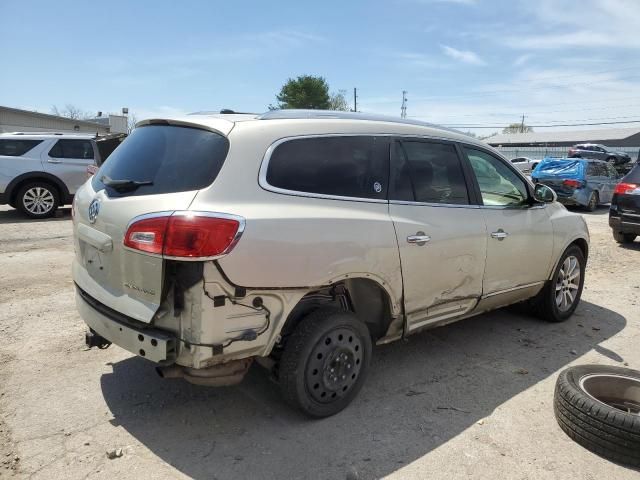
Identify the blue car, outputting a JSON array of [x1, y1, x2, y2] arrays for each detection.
[[532, 158, 621, 211]]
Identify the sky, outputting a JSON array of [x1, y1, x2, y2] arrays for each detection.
[[1, 0, 640, 136]]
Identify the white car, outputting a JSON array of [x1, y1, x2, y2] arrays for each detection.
[[510, 157, 538, 173], [73, 110, 589, 417]]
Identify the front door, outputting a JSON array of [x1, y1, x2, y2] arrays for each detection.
[[388, 139, 487, 332], [42, 139, 95, 194], [462, 147, 553, 297]]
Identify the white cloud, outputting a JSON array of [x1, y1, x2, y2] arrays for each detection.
[[513, 54, 532, 67], [507, 0, 640, 50], [441, 45, 486, 65]]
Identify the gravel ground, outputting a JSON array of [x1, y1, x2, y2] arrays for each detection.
[[0, 204, 638, 480]]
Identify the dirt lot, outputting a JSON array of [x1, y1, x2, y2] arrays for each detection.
[[0, 204, 638, 480]]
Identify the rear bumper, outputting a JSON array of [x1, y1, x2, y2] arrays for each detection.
[[76, 287, 176, 364], [555, 189, 591, 207], [609, 214, 640, 235]]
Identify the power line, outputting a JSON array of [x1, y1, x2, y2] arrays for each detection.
[[441, 119, 640, 129]]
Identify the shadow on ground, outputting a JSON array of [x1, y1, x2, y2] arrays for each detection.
[[101, 301, 626, 480], [0, 207, 70, 224]]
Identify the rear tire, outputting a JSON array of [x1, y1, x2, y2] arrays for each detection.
[[534, 245, 585, 323], [278, 308, 372, 418], [613, 231, 636, 244], [554, 365, 640, 467], [16, 182, 59, 219], [586, 191, 598, 212]]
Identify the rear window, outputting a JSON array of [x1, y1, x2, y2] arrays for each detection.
[[265, 136, 388, 200], [92, 125, 229, 197], [0, 139, 42, 156], [535, 160, 583, 178], [624, 164, 640, 183]]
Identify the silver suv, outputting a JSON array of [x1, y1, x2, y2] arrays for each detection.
[[73, 111, 589, 417], [0, 132, 102, 218]]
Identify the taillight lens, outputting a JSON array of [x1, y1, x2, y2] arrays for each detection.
[[562, 179, 583, 189], [614, 182, 639, 195], [124, 212, 243, 259]]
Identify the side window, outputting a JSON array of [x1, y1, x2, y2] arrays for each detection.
[[266, 136, 388, 200], [586, 163, 598, 176], [0, 139, 42, 156], [49, 140, 94, 159], [391, 140, 470, 205], [464, 148, 529, 207], [588, 162, 607, 176]]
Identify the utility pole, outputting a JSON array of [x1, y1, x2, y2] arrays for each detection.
[[401, 90, 408, 119], [353, 87, 358, 112], [520, 114, 526, 133]]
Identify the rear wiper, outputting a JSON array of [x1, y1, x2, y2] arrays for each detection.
[[102, 175, 153, 192]]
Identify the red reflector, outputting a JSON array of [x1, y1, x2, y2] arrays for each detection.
[[124, 213, 243, 259], [562, 179, 582, 188], [614, 182, 639, 195]]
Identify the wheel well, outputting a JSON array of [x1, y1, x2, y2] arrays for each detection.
[[280, 278, 394, 342], [9, 176, 65, 205], [571, 238, 589, 261]]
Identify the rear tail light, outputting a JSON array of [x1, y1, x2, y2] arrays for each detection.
[[562, 179, 584, 189], [614, 182, 639, 195], [124, 212, 244, 259]]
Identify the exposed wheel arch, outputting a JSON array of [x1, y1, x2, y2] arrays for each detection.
[[279, 277, 396, 343]]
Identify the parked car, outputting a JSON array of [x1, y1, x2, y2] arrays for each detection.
[[510, 156, 538, 173], [568, 143, 631, 166], [532, 157, 621, 211], [74, 110, 589, 417], [0, 132, 109, 218], [609, 163, 640, 244]]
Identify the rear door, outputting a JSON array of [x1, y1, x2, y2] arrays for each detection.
[[389, 139, 487, 331], [462, 146, 553, 296], [586, 162, 610, 202], [73, 124, 230, 323], [42, 138, 95, 193]]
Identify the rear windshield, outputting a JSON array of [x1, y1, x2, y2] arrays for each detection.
[[624, 164, 640, 183], [92, 125, 229, 197], [534, 159, 583, 178]]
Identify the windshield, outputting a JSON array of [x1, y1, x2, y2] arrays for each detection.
[[533, 159, 583, 178], [92, 125, 229, 197]]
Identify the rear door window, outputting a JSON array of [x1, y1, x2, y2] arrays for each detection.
[[0, 139, 42, 156], [49, 139, 94, 159], [391, 140, 470, 204], [265, 136, 388, 200], [92, 125, 229, 197]]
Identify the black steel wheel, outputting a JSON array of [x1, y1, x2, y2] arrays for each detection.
[[278, 308, 372, 418], [586, 191, 598, 212]]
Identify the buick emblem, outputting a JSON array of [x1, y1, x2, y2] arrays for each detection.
[[88, 199, 100, 224]]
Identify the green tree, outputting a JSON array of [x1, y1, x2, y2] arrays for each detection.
[[503, 123, 533, 134], [272, 75, 331, 109], [328, 90, 350, 111]]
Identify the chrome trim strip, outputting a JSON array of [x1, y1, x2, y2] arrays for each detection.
[[482, 281, 544, 299], [123, 210, 246, 261]]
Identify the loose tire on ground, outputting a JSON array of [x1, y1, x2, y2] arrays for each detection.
[[16, 181, 59, 219], [554, 365, 640, 467], [534, 245, 585, 323], [613, 231, 636, 244], [278, 308, 372, 418]]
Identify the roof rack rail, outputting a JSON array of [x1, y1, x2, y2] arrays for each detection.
[[9, 131, 66, 135]]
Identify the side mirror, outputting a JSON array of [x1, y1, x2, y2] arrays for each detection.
[[533, 183, 557, 203]]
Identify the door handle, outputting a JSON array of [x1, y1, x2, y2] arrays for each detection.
[[48, 159, 62, 163], [407, 232, 431, 246], [490, 229, 509, 240]]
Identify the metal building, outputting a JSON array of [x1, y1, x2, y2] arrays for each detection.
[[0, 105, 110, 135], [487, 127, 640, 147]]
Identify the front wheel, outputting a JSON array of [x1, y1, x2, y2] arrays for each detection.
[[535, 245, 585, 322], [278, 308, 372, 417], [613, 231, 636, 244]]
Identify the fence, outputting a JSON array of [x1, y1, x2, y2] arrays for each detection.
[[494, 146, 640, 162]]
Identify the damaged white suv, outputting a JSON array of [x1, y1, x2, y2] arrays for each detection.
[[73, 110, 589, 417]]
